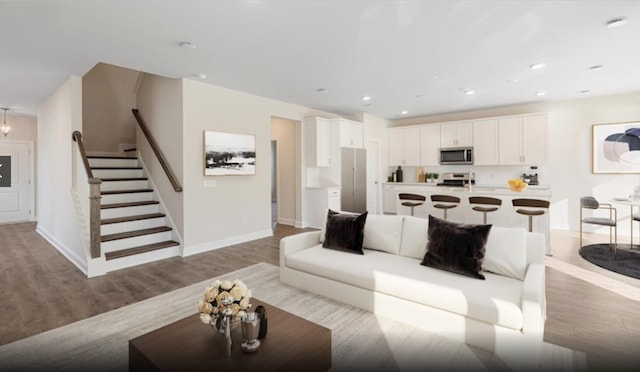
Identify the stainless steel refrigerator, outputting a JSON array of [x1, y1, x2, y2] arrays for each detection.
[[341, 147, 367, 213]]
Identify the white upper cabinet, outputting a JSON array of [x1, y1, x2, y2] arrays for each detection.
[[440, 121, 473, 147], [420, 125, 441, 166], [389, 127, 420, 166], [498, 114, 548, 165], [334, 118, 363, 148], [305, 117, 332, 167], [472, 119, 499, 165]]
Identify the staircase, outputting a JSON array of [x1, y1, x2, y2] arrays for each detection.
[[88, 155, 180, 269]]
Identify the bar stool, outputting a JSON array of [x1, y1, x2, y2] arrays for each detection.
[[398, 193, 426, 216], [633, 211, 640, 249], [512, 198, 550, 232], [431, 195, 460, 220], [469, 196, 502, 224]]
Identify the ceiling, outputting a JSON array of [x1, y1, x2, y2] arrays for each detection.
[[2, 1, 640, 120]]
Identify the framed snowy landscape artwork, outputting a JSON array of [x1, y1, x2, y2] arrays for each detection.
[[204, 131, 256, 176]]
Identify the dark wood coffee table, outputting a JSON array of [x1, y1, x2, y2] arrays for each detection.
[[129, 298, 331, 371]]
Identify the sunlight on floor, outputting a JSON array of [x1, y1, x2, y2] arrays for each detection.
[[545, 256, 640, 301]]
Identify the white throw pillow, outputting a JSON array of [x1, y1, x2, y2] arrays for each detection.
[[483, 227, 527, 280], [363, 214, 404, 255], [399, 216, 429, 259]]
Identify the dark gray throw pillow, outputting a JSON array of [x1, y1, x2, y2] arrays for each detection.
[[421, 215, 491, 279], [322, 209, 368, 254]]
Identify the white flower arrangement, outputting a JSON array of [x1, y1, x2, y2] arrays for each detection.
[[198, 279, 252, 326]]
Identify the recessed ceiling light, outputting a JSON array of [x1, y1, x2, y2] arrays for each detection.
[[580, 89, 591, 94], [589, 65, 604, 71], [362, 96, 371, 101], [415, 94, 423, 98], [363, 103, 373, 107], [464, 90, 475, 95], [529, 62, 546, 70], [316, 88, 328, 93], [606, 17, 628, 29], [536, 91, 546, 97], [195, 73, 207, 80], [432, 75, 439, 80], [180, 41, 197, 49], [507, 79, 520, 84], [401, 110, 408, 115]]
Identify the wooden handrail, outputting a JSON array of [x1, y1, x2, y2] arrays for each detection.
[[72, 131, 95, 180], [132, 109, 183, 192], [72, 130, 102, 259]]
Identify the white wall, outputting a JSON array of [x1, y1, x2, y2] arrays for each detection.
[[1, 115, 38, 216], [136, 73, 184, 235], [36, 76, 86, 272], [82, 63, 138, 152], [391, 91, 640, 235], [271, 117, 297, 226], [181, 79, 336, 252]]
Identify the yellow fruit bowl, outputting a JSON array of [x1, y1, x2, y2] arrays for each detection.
[[508, 179, 528, 192]]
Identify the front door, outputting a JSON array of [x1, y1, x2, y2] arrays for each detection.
[[0, 142, 32, 223]]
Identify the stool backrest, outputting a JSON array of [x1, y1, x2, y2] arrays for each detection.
[[431, 195, 460, 203], [469, 196, 502, 206], [512, 198, 549, 209], [399, 193, 426, 202], [580, 196, 600, 209]]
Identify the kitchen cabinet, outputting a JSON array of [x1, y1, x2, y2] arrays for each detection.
[[305, 117, 332, 167], [440, 121, 473, 147], [498, 114, 548, 165], [306, 187, 341, 228], [472, 119, 499, 165], [420, 125, 441, 166], [389, 127, 420, 166], [383, 184, 399, 214], [335, 118, 363, 148]]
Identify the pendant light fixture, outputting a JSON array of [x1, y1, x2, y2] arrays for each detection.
[[1, 108, 10, 137]]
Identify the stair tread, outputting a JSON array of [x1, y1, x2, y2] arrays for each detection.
[[101, 200, 159, 209], [88, 155, 137, 160], [101, 188, 153, 195], [101, 226, 172, 242], [100, 177, 148, 182], [91, 166, 143, 170], [105, 240, 179, 261], [101, 213, 165, 225]]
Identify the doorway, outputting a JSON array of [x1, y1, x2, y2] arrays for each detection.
[[0, 141, 34, 224], [271, 140, 278, 229], [366, 139, 382, 214], [270, 117, 297, 227]]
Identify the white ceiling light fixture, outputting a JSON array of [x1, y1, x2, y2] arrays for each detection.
[[464, 90, 475, 95], [529, 62, 546, 70], [362, 96, 371, 101], [536, 91, 546, 97], [580, 89, 591, 94], [401, 110, 408, 115], [195, 73, 207, 80], [606, 17, 628, 29], [1, 108, 10, 137], [316, 88, 328, 93], [589, 65, 604, 71]]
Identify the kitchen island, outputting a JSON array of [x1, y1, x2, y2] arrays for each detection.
[[384, 182, 552, 255]]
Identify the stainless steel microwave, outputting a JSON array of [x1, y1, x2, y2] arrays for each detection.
[[440, 147, 473, 165]]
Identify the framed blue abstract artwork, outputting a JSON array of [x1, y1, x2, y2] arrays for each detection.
[[592, 121, 640, 173]]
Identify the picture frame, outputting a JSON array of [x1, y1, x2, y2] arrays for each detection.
[[592, 121, 640, 173], [204, 131, 256, 176]]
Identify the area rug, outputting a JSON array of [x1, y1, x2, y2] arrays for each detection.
[[0, 263, 586, 371], [580, 244, 640, 279]]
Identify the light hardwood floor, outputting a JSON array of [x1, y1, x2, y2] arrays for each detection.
[[1, 222, 639, 370]]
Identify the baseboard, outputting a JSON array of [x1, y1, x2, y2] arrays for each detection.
[[183, 229, 274, 257], [277, 217, 295, 226], [36, 225, 88, 276]]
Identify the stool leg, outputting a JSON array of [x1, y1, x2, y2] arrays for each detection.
[[443, 209, 448, 220], [528, 216, 533, 232], [410, 206, 415, 216], [483, 212, 487, 224]]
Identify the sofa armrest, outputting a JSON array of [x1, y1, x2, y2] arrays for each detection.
[[521, 262, 546, 340], [279, 231, 321, 268]]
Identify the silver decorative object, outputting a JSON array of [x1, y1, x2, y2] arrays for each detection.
[[221, 296, 234, 357], [241, 312, 261, 353]]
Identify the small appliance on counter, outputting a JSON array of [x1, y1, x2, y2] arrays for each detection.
[[521, 166, 539, 186], [437, 172, 475, 187]]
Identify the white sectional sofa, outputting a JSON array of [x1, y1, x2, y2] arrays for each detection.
[[280, 213, 546, 357]]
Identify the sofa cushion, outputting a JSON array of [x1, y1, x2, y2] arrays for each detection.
[[322, 209, 368, 254], [483, 226, 527, 280], [399, 216, 429, 259], [421, 215, 491, 280], [363, 214, 404, 255], [285, 245, 524, 330]]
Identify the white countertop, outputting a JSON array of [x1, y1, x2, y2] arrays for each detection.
[[383, 182, 552, 197]]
